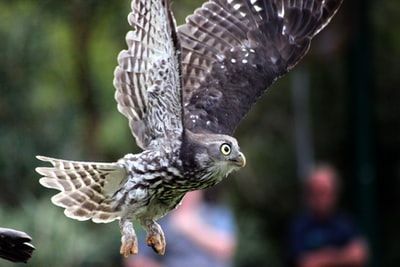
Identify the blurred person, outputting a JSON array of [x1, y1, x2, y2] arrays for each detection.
[[288, 165, 368, 267], [124, 188, 236, 267]]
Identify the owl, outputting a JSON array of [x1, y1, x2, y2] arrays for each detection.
[[36, 0, 342, 257]]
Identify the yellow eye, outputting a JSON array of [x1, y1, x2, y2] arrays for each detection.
[[220, 143, 231, 155]]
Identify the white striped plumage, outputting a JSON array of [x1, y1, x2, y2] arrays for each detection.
[[114, 0, 182, 151]]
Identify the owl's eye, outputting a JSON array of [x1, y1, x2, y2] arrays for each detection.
[[220, 143, 231, 156]]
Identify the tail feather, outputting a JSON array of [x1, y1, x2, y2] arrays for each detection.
[[36, 156, 128, 223]]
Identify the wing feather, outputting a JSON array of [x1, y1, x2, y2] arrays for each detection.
[[179, 0, 342, 135], [36, 156, 127, 223], [114, 0, 182, 150]]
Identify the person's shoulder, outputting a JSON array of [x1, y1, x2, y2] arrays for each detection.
[[201, 203, 236, 232], [290, 211, 313, 231], [331, 212, 361, 236], [332, 212, 356, 225]]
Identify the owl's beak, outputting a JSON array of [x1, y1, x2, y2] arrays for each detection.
[[234, 152, 246, 167]]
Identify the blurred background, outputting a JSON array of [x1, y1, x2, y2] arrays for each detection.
[[0, 0, 398, 266]]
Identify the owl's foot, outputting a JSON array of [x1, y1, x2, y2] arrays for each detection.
[[141, 219, 166, 255], [119, 219, 138, 257], [146, 232, 166, 255], [120, 238, 138, 257]]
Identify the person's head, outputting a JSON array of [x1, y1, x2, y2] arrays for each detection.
[[179, 190, 204, 210], [305, 164, 340, 218]]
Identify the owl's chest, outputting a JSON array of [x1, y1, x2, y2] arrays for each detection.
[[116, 151, 186, 219], [119, 179, 185, 221], [145, 188, 185, 220]]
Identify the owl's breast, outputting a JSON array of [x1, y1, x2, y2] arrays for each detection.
[[116, 181, 185, 221], [113, 150, 185, 221]]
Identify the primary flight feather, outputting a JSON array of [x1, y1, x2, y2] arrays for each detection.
[[36, 0, 342, 256]]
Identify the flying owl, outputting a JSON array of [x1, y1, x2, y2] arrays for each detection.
[[36, 0, 342, 257]]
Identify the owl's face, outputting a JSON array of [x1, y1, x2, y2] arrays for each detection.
[[200, 134, 246, 183], [184, 131, 245, 181], [202, 135, 246, 170]]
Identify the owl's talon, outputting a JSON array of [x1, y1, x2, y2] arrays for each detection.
[[146, 233, 166, 255], [141, 219, 166, 255], [120, 238, 138, 257], [119, 220, 138, 257]]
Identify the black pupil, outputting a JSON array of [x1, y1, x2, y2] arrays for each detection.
[[223, 145, 230, 153]]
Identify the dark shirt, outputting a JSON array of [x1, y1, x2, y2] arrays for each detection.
[[288, 211, 360, 265], [138, 203, 236, 267]]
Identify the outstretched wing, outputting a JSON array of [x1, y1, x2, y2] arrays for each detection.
[[179, 0, 342, 135], [114, 0, 182, 150]]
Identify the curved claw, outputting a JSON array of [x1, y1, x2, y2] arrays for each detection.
[[120, 237, 138, 257], [141, 219, 166, 255], [119, 220, 138, 257], [146, 233, 166, 255]]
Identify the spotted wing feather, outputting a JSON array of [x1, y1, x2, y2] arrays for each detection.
[[36, 156, 127, 223], [113, 0, 182, 150], [179, 0, 342, 135]]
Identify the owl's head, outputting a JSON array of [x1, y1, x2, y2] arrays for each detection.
[[182, 130, 246, 184]]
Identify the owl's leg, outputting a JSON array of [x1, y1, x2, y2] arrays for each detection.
[[140, 219, 166, 255], [119, 219, 138, 257]]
